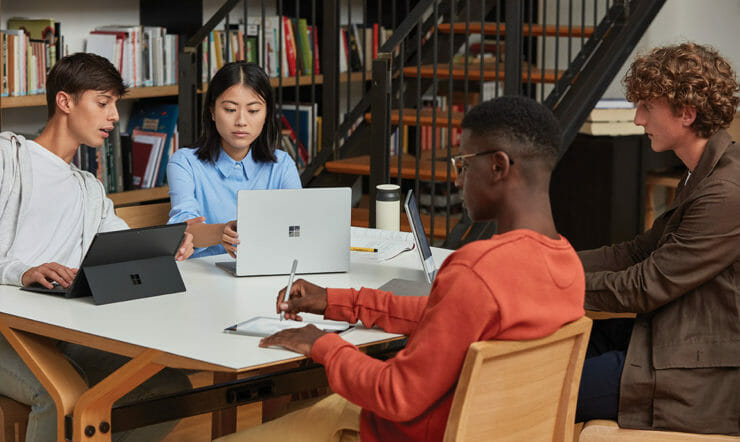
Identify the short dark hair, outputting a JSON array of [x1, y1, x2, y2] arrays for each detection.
[[461, 96, 563, 170], [45, 52, 128, 118], [195, 62, 279, 163], [624, 42, 739, 138]]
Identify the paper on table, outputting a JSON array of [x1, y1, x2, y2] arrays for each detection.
[[351, 227, 415, 261], [224, 316, 351, 337]]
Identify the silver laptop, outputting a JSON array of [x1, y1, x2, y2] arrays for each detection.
[[216, 188, 351, 276], [377, 190, 437, 296]]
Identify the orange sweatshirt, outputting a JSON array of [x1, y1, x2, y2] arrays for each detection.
[[311, 230, 585, 441]]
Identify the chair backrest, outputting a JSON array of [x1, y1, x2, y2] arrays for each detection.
[[444, 316, 592, 442], [115, 202, 171, 229], [0, 395, 30, 442]]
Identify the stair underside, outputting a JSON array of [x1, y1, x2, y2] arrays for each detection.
[[438, 22, 595, 38], [365, 108, 464, 128], [326, 154, 456, 182], [402, 65, 563, 83]]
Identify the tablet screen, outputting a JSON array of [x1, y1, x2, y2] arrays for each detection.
[[404, 190, 436, 283]]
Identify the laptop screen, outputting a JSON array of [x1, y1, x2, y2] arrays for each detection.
[[404, 190, 436, 283]]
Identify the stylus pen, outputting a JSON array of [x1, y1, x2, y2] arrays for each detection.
[[281, 259, 298, 321]]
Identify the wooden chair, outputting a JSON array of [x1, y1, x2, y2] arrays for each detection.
[[444, 316, 592, 442], [644, 169, 683, 231], [0, 396, 30, 442], [579, 419, 740, 441], [115, 202, 171, 229]]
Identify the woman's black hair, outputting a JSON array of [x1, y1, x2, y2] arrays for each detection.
[[193, 62, 278, 163]]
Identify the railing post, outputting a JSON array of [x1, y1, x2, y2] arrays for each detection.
[[178, 47, 200, 147], [504, 0, 523, 96], [369, 53, 393, 228], [322, 0, 340, 159]]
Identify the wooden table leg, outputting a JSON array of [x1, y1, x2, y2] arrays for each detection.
[[211, 372, 238, 439], [0, 318, 88, 442], [73, 348, 164, 441]]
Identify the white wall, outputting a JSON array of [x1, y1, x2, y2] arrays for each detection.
[[601, 0, 740, 99]]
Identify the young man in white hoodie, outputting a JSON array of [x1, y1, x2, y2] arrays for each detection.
[[0, 53, 195, 441]]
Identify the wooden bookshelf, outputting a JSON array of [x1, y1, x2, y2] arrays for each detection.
[[403, 65, 564, 83], [438, 23, 595, 38], [0, 85, 179, 109], [1, 72, 371, 109], [108, 186, 170, 208], [325, 155, 456, 182]]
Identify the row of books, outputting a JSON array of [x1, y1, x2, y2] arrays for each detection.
[[201, 18, 395, 80], [86, 25, 179, 88], [72, 103, 179, 193], [202, 16, 321, 80], [339, 24, 394, 74], [1, 18, 63, 97], [418, 95, 463, 151]]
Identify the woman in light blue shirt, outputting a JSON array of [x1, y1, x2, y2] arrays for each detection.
[[168, 62, 301, 258]]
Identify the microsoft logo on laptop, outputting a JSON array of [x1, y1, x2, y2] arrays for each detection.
[[288, 225, 301, 237]]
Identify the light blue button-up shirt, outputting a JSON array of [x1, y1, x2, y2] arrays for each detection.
[[167, 146, 301, 258]]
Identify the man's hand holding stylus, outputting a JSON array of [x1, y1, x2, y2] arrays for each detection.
[[274, 279, 328, 321], [259, 279, 330, 355]]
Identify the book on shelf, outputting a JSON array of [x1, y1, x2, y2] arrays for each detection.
[[347, 24, 364, 72], [244, 19, 261, 64], [282, 17, 298, 77], [131, 128, 167, 189], [282, 103, 317, 161], [294, 18, 312, 75], [338, 28, 349, 74], [127, 103, 178, 187], [308, 25, 320, 75], [579, 121, 644, 136], [280, 115, 308, 167], [278, 129, 300, 166]]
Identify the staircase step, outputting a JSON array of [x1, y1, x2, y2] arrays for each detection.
[[325, 155, 456, 182], [365, 108, 464, 128], [438, 22, 595, 38], [351, 207, 458, 240], [402, 65, 563, 83]]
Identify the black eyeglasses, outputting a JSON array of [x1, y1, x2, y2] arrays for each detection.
[[450, 149, 514, 174]]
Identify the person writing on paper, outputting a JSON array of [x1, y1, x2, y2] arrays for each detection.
[[217, 96, 586, 442], [0, 53, 194, 441], [575, 43, 740, 435], [167, 62, 302, 258]]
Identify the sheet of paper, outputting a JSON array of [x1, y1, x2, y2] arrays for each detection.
[[226, 316, 350, 337], [351, 227, 414, 261]]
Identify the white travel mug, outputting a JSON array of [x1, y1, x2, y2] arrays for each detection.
[[376, 184, 401, 231]]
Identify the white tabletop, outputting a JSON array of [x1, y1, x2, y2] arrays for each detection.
[[0, 247, 453, 372]]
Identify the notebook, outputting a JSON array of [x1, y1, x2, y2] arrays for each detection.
[[216, 187, 351, 276], [377, 190, 437, 296], [21, 223, 187, 305]]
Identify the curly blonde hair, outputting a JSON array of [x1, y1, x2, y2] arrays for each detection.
[[623, 42, 739, 138]]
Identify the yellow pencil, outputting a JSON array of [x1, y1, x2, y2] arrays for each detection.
[[351, 247, 378, 252]]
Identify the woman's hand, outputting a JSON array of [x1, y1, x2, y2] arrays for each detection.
[[221, 220, 239, 258]]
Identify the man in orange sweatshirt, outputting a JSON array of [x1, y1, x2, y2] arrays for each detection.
[[219, 96, 586, 442]]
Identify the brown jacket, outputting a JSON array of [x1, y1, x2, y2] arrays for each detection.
[[579, 130, 740, 435]]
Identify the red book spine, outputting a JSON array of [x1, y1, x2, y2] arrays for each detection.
[[311, 26, 320, 75], [372, 23, 379, 59], [282, 17, 297, 76]]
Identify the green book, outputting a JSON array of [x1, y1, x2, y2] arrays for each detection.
[[295, 18, 312, 75]]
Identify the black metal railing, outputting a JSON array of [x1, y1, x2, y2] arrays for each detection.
[[177, 0, 664, 248], [361, 0, 663, 247]]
